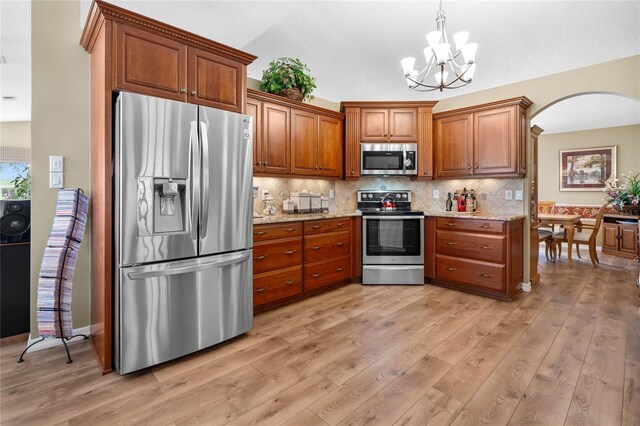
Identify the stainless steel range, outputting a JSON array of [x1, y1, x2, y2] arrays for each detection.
[[357, 190, 424, 285]]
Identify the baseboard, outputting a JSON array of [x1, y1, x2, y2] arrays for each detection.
[[521, 281, 532, 292], [25, 326, 91, 353]]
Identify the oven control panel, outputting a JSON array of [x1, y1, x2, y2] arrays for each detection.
[[357, 190, 411, 203]]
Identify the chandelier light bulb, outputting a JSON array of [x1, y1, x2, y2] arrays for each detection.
[[435, 70, 448, 85], [453, 31, 470, 51], [401, 57, 416, 75], [433, 43, 450, 65], [462, 63, 476, 81], [461, 42, 478, 64], [423, 47, 434, 63], [426, 31, 442, 48], [406, 70, 419, 87]]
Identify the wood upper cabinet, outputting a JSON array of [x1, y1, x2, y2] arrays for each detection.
[[473, 106, 516, 175], [361, 108, 417, 142], [115, 24, 187, 101], [415, 107, 434, 179], [187, 47, 243, 112], [291, 109, 319, 175], [262, 102, 290, 175], [246, 97, 262, 174], [114, 23, 246, 113], [344, 108, 361, 179], [433, 97, 532, 179], [318, 116, 343, 177], [434, 114, 473, 178]]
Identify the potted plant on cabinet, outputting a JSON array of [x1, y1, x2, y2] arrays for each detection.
[[260, 57, 316, 102], [603, 171, 640, 215]]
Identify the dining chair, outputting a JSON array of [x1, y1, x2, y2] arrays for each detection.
[[538, 201, 557, 232], [553, 204, 607, 267], [538, 228, 556, 261]]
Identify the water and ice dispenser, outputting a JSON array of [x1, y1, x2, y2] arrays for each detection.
[[153, 178, 187, 233]]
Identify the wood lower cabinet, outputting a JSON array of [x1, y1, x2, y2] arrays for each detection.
[[253, 218, 354, 310], [426, 216, 524, 301], [602, 215, 639, 259], [113, 23, 246, 112], [248, 89, 344, 178], [433, 97, 532, 179]]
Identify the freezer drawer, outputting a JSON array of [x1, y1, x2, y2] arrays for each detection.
[[115, 250, 253, 374]]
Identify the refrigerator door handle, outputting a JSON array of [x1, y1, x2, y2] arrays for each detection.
[[190, 121, 200, 241], [200, 121, 210, 239], [127, 250, 251, 280]]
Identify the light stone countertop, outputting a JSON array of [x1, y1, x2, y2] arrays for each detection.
[[426, 212, 526, 221]]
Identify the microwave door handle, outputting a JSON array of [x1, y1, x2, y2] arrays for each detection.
[[189, 121, 199, 241], [127, 251, 251, 280], [200, 121, 210, 239]]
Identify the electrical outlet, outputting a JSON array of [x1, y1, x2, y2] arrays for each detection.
[[432, 189, 440, 199], [515, 190, 523, 201], [505, 190, 513, 200], [329, 189, 335, 199], [261, 189, 270, 200]]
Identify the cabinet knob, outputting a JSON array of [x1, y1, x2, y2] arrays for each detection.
[[191, 91, 197, 96], [351, 170, 355, 174], [390, 134, 394, 137], [264, 162, 268, 166], [467, 165, 472, 170], [423, 170, 428, 174], [180, 88, 186, 93], [256, 162, 261, 166], [474, 165, 479, 169]]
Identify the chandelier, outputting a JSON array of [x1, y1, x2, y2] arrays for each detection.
[[401, 0, 478, 92]]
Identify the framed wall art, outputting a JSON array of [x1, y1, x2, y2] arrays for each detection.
[[559, 146, 616, 191]]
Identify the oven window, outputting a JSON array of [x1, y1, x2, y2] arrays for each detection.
[[362, 152, 403, 171], [366, 218, 421, 256]]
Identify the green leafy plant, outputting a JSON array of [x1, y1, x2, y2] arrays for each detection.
[[603, 171, 640, 208], [10, 164, 31, 199], [260, 57, 316, 102]]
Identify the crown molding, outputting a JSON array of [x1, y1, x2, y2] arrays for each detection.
[[340, 100, 438, 111], [80, 0, 256, 65], [433, 96, 533, 119], [247, 89, 345, 120]]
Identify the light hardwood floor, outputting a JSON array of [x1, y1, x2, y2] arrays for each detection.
[[2, 251, 638, 425]]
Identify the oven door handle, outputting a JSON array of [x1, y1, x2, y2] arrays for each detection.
[[363, 215, 424, 220]]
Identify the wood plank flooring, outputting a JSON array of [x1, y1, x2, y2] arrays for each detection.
[[1, 251, 638, 425]]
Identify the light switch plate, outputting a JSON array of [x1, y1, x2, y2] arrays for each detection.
[[329, 189, 335, 199], [432, 189, 440, 199], [50, 172, 63, 188], [50, 156, 63, 172], [505, 190, 513, 200], [515, 190, 523, 201]]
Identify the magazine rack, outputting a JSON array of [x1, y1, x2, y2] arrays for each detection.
[[18, 188, 89, 364]]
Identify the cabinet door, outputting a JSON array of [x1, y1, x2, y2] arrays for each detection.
[[416, 107, 433, 179], [344, 108, 361, 179], [389, 108, 417, 142], [434, 114, 473, 178], [361, 109, 388, 141], [602, 223, 619, 251], [619, 224, 638, 255], [261, 102, 290, 175], [473, 107, 517, 175], [246, 98, 262, 174], [290, 109, 319, 176], [115, 24, 187, 101], [318, 116, 343, 178], [187, 47, 243, 113]]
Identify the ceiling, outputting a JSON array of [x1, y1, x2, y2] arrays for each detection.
[[531, 94, 640, 134], [1, 1, 639, 123], [0, 0, 31, 122]]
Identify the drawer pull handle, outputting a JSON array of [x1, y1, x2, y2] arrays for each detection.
[[284, 250, 297, 255], [311, 246, 322, 250], [480, 225, 492, 229], [445, 223, 456, 227], [254, 231, 267, 236], [284, 228, 296, 232], [254, 287, 267, 293], [312, 225, 322, 229], [445, 267, 457, 272], [479, 273, 494, 278], [444, 241, 456, 246], [479, 246, 493, 250], [284, 279, 297, 286], [254, 255, 268, 260], [312, 273, 322, 278], [336, 242, 345, 247], [336, 223, 345, 227], [336, 267, 345, 272]]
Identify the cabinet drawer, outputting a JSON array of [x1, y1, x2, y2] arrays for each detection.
[[253, 237, 302, 274], [435, 255, 505, 292], [304, 231, 351, 263], [435, 218, 506, 234], [253, 222, 302, 242], [435, 231, 506, 264], [253, 266, 302, 307], [304, 218, 351, 234], [304, 255, 351, 291]]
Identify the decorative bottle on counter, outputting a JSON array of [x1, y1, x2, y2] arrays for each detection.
[[465, 190, 473, 212], [457, 190, 466, 212], [445, 192, 453, 211], [470, 189, 477, 212]]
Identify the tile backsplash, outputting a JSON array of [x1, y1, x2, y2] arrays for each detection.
[[252, 177, 525, 216]]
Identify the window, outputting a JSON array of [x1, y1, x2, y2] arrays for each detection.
[[0, 162, 31, 200]]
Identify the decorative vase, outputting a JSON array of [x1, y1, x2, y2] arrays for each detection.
[[278, 87, 304, 102], [612, 204, 640, 215]]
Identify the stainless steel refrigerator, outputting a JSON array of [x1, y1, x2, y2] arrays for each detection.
[[113, 92, 253, 374]]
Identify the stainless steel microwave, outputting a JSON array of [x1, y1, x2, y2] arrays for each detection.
[[360, 143, 417, 176]]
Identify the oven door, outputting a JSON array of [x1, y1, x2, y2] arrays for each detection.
[[362, 215, 424, 265]]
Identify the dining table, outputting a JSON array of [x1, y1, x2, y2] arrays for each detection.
[[538, 213, 582, 268]]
